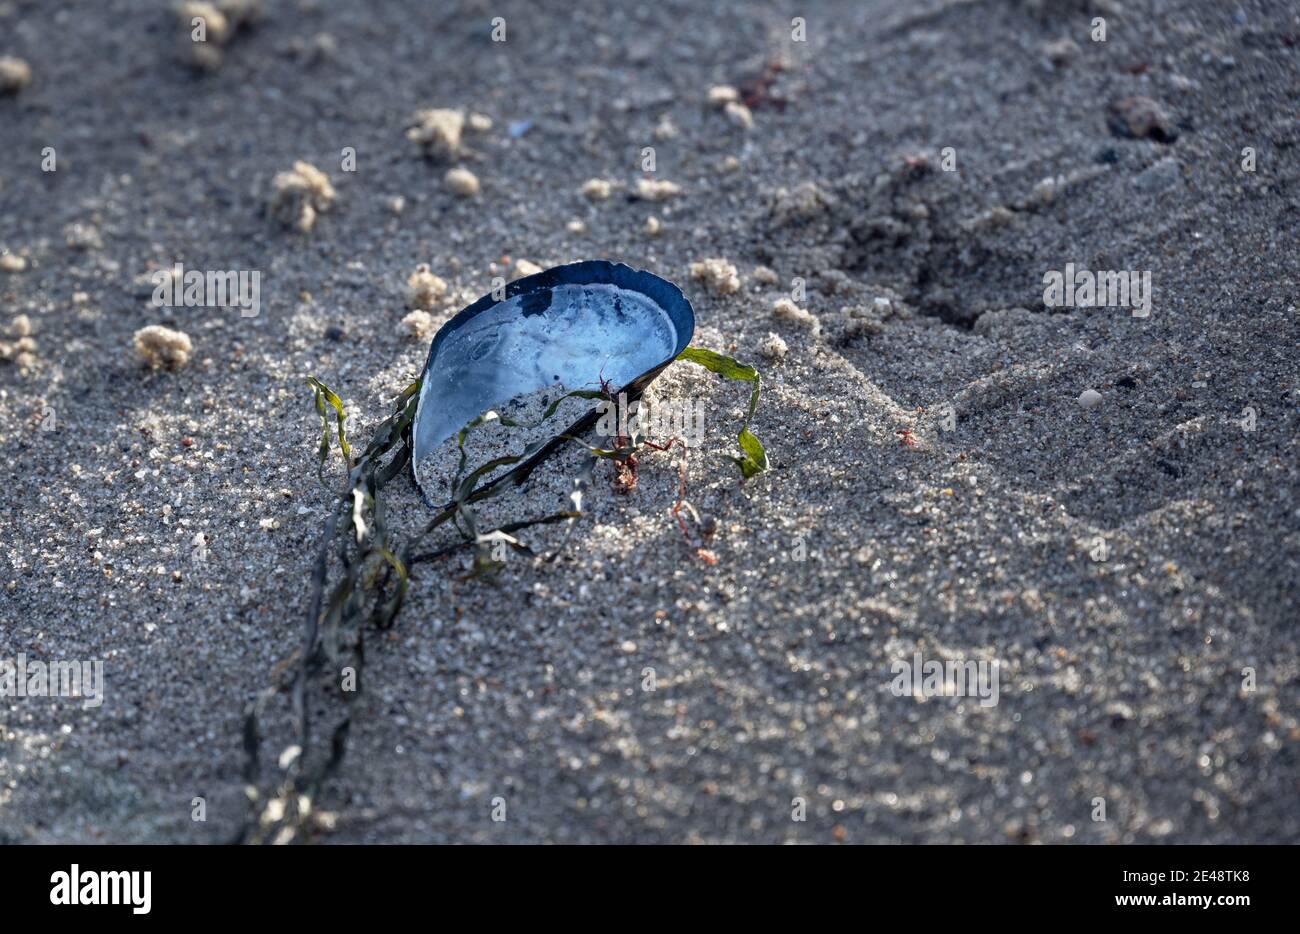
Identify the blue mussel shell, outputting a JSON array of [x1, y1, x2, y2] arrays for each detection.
[[411, 260, 695, 505]]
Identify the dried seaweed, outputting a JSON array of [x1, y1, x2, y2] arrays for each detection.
[[676, 347, 768, 478], [239, 346, 766, 843]]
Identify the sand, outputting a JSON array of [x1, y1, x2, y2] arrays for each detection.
[[0, 0, 1296, 844]]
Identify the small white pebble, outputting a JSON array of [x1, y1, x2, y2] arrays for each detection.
[[134, 325, 193, 370], [406, 264, 447, 310], [759, 332, 789, 361], [724, 100, 753, 129], [1078, 389, 1103, 409], [753, 265, 779, 285], [387, 196, 406, 215], [0, 253, 26, 273], [513, 259, 543, 279], [401, 309, 435, 340], [1045, 37, 1080, 67], [0, 56, 32, 94], [178, 2, 230, 43], [1028, 175, 1064, 208], [267, 161, 335, 232], [773, 297, 817, 330], [8, 314, 32, 338], [707, 85, 740, 107], [689, 258, 741, 296], [635, 178, 681, 202], [444, 166, 480, 197], [643, 215, 661, 237], [467, 112, 493, 133], [579, 178, 613, 201], [407, 108, 465, 162], [566, 218, 586, 234]]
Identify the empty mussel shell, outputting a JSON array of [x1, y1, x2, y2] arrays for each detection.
[[411, 260, 695, 506]]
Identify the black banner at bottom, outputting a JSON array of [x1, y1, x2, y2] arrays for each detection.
[[0, 844, 1280, 921]]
